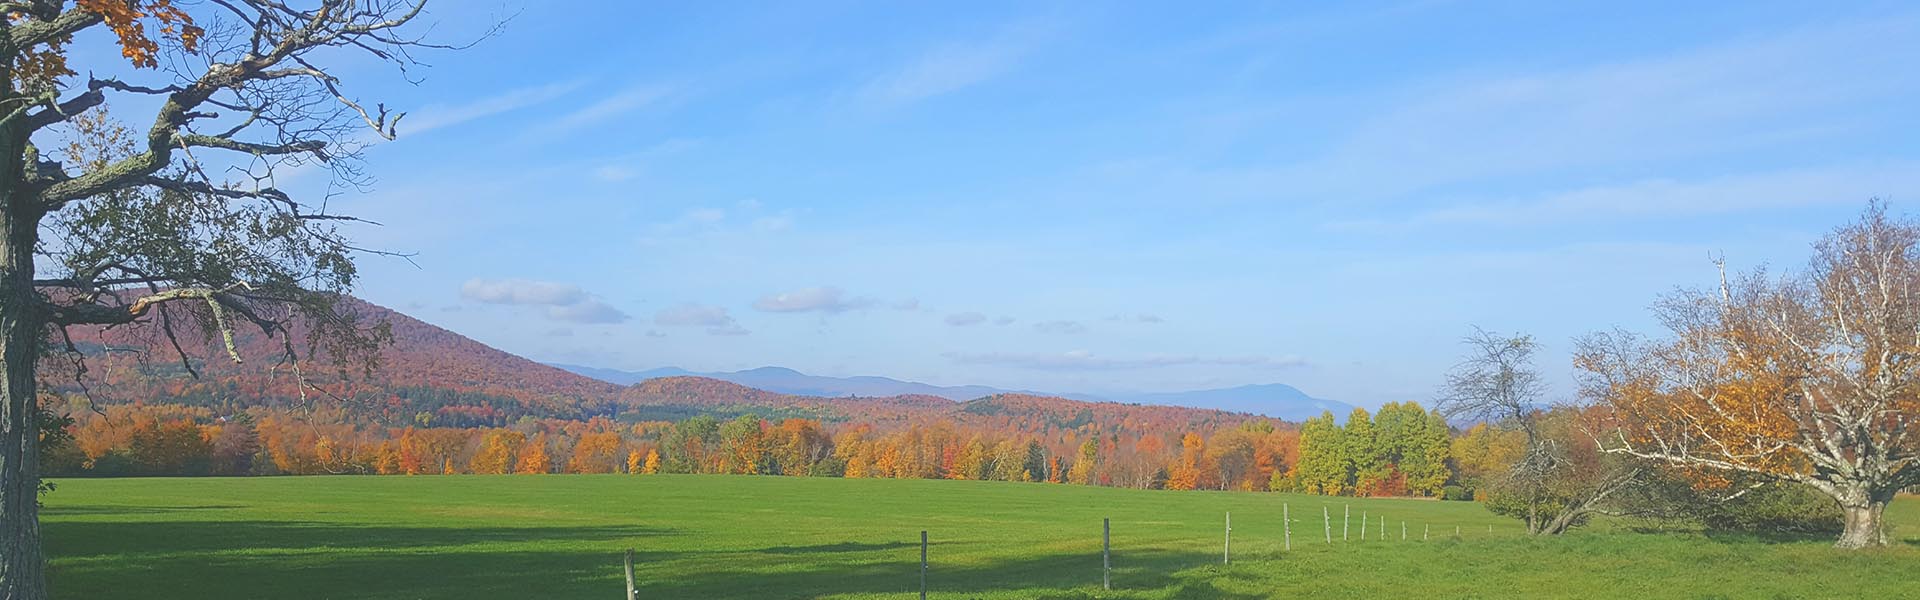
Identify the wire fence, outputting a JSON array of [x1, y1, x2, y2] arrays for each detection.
[[614, 502, 1498, 598]]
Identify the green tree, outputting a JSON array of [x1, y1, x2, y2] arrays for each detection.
[[1344, 408, 1386, 495], [717, 415, 764, 474], [1292, 412, 1349, 495]]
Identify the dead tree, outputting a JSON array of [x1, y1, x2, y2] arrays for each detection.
[[1440, 328, 1643, 535]]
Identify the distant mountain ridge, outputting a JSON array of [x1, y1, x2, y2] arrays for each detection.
[[550, 364, 1353, 421]]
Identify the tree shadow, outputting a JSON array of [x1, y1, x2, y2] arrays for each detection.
[[47, 519, 675, 557], [46, 518, 1266, 599], [757, 541, 916, 554], [42, 504, 245, 516]]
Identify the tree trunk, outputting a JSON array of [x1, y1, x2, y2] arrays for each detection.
[[0, 79, 47, 598], [1832, 484, 1892, 549]]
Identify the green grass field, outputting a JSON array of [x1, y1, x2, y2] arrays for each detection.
[[40, 475, 1919, 599]]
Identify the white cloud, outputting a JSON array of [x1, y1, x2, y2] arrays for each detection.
[[1033, 320, 1088, 334], [946, 350, 1308, 371], [892, 298, 922, 310], [1104, 314, 1165, 324], [993, 316, 1016, 326], [459, 278, 629, 324], [593, 165, 639, 182], [945, 312, 986, 326], [752, 286, 874, 313], [461, 278, 587, 306], [546, 301, 631, 324], [654, 303, 749, 336]]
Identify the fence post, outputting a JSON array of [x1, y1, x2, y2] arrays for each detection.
[[1343, 505, 1350, 541], [1424, 524, 1429, 541], [1323, 506, 1331, 544], [1361, 511, 1367, 540], [1103, 518, 1111, 591], [623, 549, 636, 600], [1283, 503, 1291, 551], [1223, 512, 1232, 565], [920, 531, 928, 600], [1401, 521, 1406, 541], [1379, 515, 1385, 540]]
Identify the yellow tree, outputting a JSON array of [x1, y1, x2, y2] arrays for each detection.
[[514, 434, 552, 475], [642, 449, 661, 474], [567, 431, 623, 474], [471, 430, 525, 475], [1579, 204, 1920, 549], [1067, 438, 1098, 485]]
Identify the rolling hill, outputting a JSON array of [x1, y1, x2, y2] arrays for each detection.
[[49, 297, 1286, 435], [553, 364, 1349, 420]]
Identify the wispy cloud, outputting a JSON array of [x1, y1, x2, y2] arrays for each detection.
[[946, 350, 1308, 371], [1290, 17, 1920, 201], [548, 85, 672, 133], [1333, 162, 1920, 230], [945, 312, 986, 326], [403, 81, 582, 136], [1033, 320, 1088, 335], [856, 22, 1048, 107]]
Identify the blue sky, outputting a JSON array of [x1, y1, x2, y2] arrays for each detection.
[[280, 1, 1920, 408]]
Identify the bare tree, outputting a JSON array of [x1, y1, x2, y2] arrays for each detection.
[[0, 2, 480, 596], [1440, 328, 1642, 535], [1577, 203, 1920, 549]]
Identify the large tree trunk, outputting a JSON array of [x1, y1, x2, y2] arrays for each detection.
[[1832, 483, 1892, 549], [0, 75, 47, 597]]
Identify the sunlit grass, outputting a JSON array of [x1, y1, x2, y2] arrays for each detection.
[[42, 475, 1919, 599]]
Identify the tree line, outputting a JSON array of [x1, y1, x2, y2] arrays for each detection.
[[44, 398, 1496, 498]]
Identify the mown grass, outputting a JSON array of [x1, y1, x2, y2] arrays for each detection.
[[41, 475, 1919, 599]]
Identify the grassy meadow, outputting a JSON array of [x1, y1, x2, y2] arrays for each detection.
[[41, 475, 1919, 599]]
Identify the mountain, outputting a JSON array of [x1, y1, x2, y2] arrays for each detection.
[[1111, 384, 1355, 422], [556, 364, 1347, 421], [60, 297, 1306, 435], [549, 364, 1052, 401], [56, 296, 626, 421]]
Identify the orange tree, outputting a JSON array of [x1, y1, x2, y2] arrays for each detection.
[[1577, 204, 1920, 549]]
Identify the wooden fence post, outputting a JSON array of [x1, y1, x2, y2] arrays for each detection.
[[1343, 505, 1350, 541], [1401, 521, 1406, 541], [1223, 512, 1232, 565], [1103, 518, 1111, 591], [920, 531, 928, 600], [623, 549, 636, 600], [1283, 503, 1291, 551], [1323, 506, 1331, 544], [1424, 524, 1429, 541], [1379, 516, 1385, 540], [1361, 510, 1367, 540]]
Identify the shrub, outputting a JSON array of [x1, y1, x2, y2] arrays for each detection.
[[1441, 485, 1472, 501]]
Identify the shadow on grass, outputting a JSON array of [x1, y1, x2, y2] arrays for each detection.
[[46, 519, 675, 557], [46, 518, 1268, 600]]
